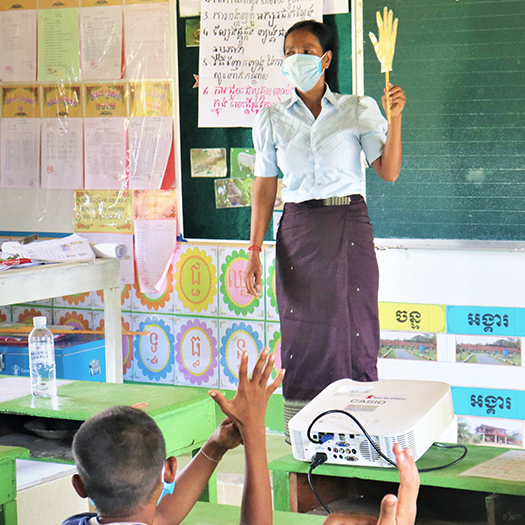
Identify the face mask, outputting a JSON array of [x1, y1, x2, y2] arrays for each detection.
[[158, 480, 175, 505], [157, 465, 175, 505], [282, 53, 326, 93]]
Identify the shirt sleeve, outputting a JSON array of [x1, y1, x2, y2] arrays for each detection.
[[252, 107, 279, 178], [357, 96, 388, 165]]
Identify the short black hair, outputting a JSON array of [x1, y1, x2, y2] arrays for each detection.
[[284, 20, 336, 54], [72, 406, 166, 515]]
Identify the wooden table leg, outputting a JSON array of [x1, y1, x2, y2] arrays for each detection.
[[272, 470, 291, 512], [0, 500, 18, 525], [103, 285, 123, 383]]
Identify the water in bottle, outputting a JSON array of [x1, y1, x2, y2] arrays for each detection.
[[28, 316, 57, 398]]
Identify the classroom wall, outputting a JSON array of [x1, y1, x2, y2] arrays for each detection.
[[2, 0, 524, 446], [3, 238, 524, 441]]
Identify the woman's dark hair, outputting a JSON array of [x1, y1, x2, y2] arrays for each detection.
[[283, 20, 335, 54]]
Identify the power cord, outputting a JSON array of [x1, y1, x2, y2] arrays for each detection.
[[305, 409, 468, 512], [308, 452, 331, 514], [307, 409, 468, 472]]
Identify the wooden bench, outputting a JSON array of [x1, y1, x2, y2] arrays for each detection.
[[182, 501, 325, 524]]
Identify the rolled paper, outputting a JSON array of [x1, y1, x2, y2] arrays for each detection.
[[91, 242, 127, 259]]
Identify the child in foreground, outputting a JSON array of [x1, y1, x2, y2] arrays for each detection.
[[62, 349, 419, 525]]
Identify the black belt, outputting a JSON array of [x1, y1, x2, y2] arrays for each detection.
[[297, 194, 363, 207]]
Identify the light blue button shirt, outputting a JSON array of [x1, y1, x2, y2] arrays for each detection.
[[252, 85, 388, 203]]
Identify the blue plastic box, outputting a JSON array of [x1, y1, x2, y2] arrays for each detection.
[[0, 335, 106, 382]]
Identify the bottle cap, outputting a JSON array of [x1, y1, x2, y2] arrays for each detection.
[[33, 316, 47, 327]]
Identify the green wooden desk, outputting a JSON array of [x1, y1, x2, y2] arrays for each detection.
[[270, 446, 525, 514], [0, 378, 219, 525], [0, 447, 30, 525], [181, 502, 325, 525], [0, 378, 217, 459]]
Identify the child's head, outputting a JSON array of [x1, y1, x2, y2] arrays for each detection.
[[72, 406, 166, 516]]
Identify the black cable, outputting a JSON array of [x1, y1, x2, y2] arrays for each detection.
[[419, 442, 468, 473], [308, 453, 331, 514], [307, 409, 398, 467], [306, 409, 468, 472]]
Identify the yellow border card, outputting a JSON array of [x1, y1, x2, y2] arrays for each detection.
[[74, 190, 133, 233], [39, 0, 79, 9], [42, 84, 82, 118], [81, 0, 121, 6], [125, 0, 167, 5], [1, 85, 40, 118], [84, 83, 127, 117], [0, 0, 37, 9], [129, 81, 172, 117], [379, 302, 446, 333], [133, 190, 177, 220]]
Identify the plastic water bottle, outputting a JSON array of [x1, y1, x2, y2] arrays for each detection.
[[28, 316, 57, 398]]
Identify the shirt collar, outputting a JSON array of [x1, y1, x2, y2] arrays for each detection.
[[285, 84, 340, 110], [323, 85, 340, 109]]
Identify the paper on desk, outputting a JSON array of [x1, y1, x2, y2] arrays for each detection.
[[81, 232, 133, 284], [460, 450, 525, 482], [91, 243, 127, 259], [134, 219, 177, 294], [0, 377, 71, 403], [2, 234, 95, 262]]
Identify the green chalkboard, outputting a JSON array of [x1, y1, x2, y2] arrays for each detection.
[[364, 0, 525, 240], [178, 12, 353, 240]]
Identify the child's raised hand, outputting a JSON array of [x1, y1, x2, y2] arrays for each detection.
[[322, 444, 419, 525], [209, 349, 284, 437], [206, 417, 243, 458], [376, 444, 419, 525]]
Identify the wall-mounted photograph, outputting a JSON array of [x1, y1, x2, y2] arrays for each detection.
[[456, 335, 521, 366], [379, 331, 437, 361]]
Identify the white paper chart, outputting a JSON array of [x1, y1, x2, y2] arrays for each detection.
[[198, 0, 322, 127], [134, 219, 177, 294]]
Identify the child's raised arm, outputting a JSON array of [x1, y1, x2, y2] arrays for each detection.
[[322, 443, 419, 525], [209, 349, 285, 525], [155, 417, 242, 525]]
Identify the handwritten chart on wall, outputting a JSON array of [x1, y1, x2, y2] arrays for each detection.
[[179, 12, 353, 239], [364, 0, 525, 241], [198, 0, 321, 127]]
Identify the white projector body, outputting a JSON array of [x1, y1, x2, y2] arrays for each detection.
[[289, 378, 454, 467]]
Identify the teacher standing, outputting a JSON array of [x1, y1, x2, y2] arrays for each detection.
[[244, 20, 406, 440]]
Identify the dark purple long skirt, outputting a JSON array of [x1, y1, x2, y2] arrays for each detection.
[[276, 196, 380, 403]]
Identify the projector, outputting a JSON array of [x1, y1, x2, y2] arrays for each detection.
[[289, 378, 454, 467]]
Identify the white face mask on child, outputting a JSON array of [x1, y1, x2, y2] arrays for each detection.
[[282, 52, 327, 93]]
